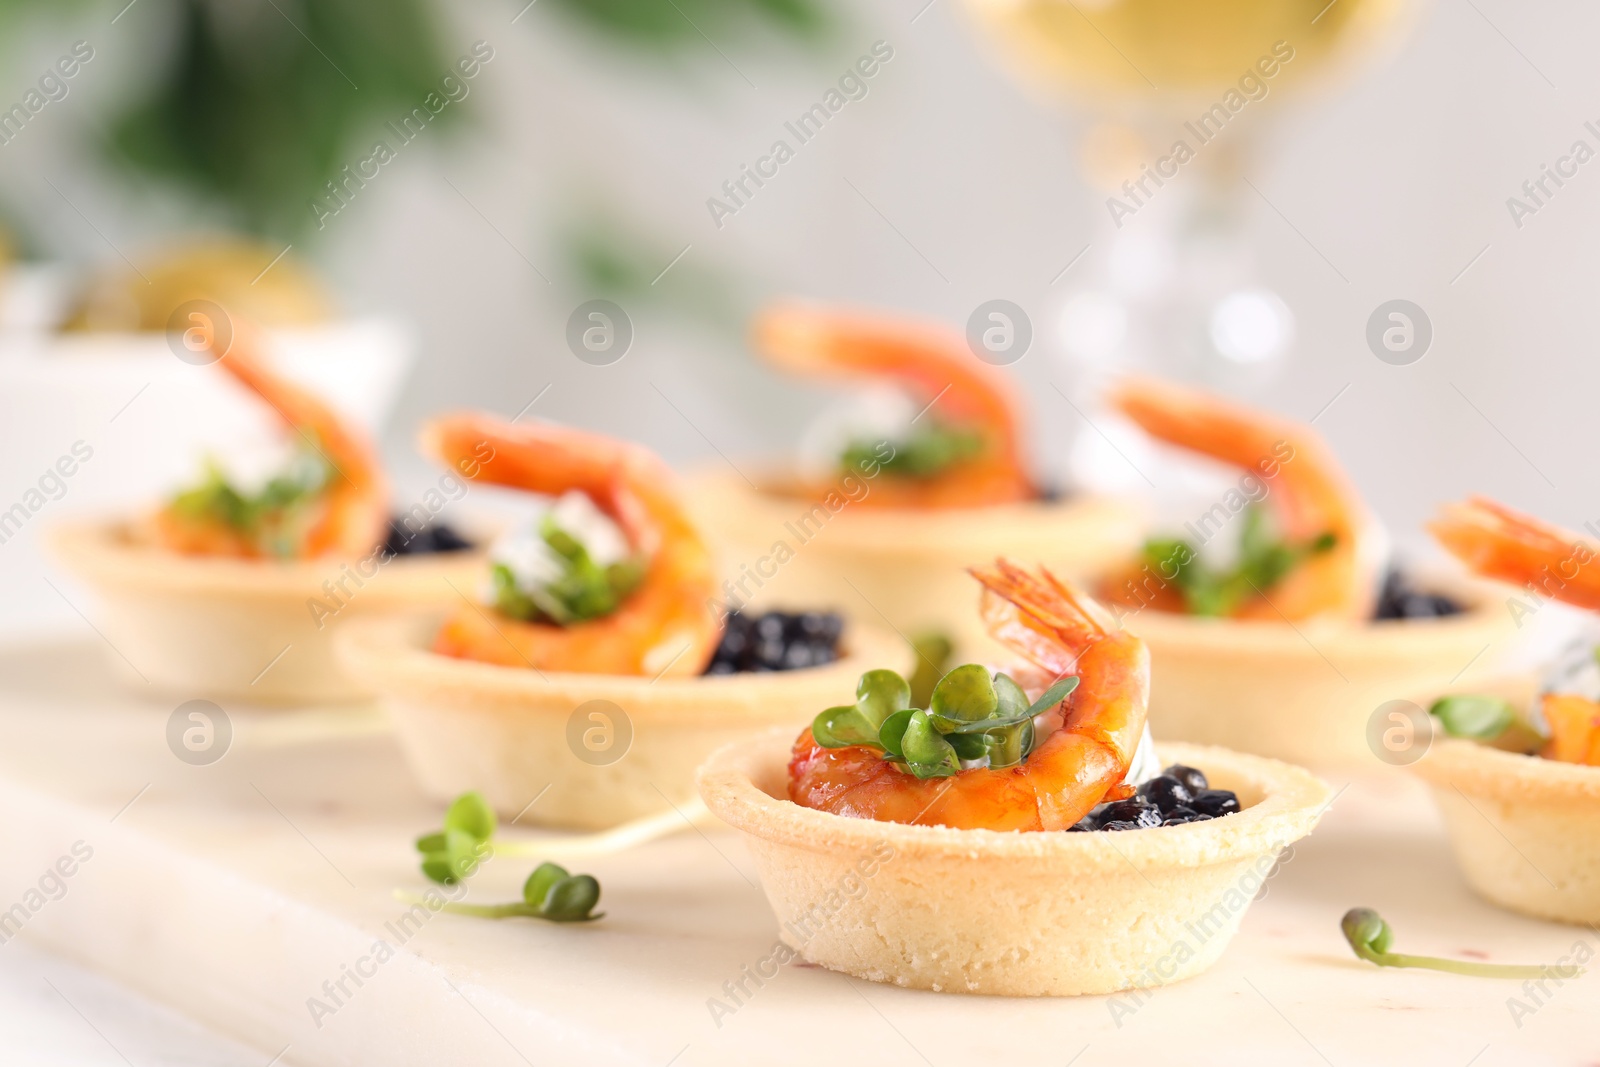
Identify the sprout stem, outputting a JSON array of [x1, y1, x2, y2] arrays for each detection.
[[1372, 951, 1573, 981], [1342, 907, 1583, 981]]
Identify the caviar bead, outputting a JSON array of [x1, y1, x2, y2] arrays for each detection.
[[1098, 799, 1161, 828], [1193, 789, 1241, 818], [1374, 568, 1463, 620], [702, 610, 844, 675], [1139, 775, 1194, 813], [1162, 764, 1208, 795], [1161, 805, 1199, 826]]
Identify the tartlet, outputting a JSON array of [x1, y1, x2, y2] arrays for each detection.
[[690, 303, 1148, 661], [692, 467, 1145, 659], [337, 612, 910, 830], [1413, 729, 1600, 926], [1125, 570, 1511, 770], [51, 519, 482, 703], [699, 730, 1331, 995]]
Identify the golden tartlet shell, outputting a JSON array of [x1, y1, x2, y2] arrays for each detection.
[[698, 731, 1331, 996], [688, 467, 1147, 660], [336, 613, 912, 831], [49, 519, 484, 703], [1123, 572, 1511, 770], [1412, 734, 1600, 925]]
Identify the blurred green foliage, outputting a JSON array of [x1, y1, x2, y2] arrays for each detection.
[[0, 0, 832, 242], [109, 0, 453, 240], [549, 0, 827, 46]]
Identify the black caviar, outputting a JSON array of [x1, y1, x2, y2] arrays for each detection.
[[1374, 568, 1462, 621], [703, 610, 844, 675], [1068, 763, 1241, 831], [383, 518, 474, 557]]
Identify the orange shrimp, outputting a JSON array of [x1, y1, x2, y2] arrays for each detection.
[[788, 560, 1149, 831], [1429, 497, 1600, 611], [1107, 375, 1380, 621], [754, 303, 1035, 508], [1430, 496, 1600, 765], [424, 413, 720, 677], [152, 320, 387, 559]]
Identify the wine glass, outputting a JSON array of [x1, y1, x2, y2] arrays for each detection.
[[959, 0, 1426, 377]]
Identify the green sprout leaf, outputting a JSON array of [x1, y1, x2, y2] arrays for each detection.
[[1429, 695, 1516, 741], [1025, 676, 1080, 717], [855, 669, 912, 727], [992, 672, 1029, 719], [492, 514, 645, 626], [1428, 694, 1547, 754], [1140, 504, 1338, 617], [524, 862, 570, 910], [1342, 908, 1579, 980], [877, 709, 916, 759], [418, 828, 486, 886], [399, 862, 604, 923], [169, 444, 336, 558], [812, 669, 913, 750], [416, 792, 498, 884], [946, 730, 990, 761], [928, 664, 999, 732], [906, 632, 953, 710], [444, 791, 496, 843], [813, 666, 1074, 776], [841, 421, 985, 481], [900, 710, 960, 779], [541, 874, 604, 922], [813, 705, 882, 749]]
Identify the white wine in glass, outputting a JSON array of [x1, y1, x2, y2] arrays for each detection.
[[962, 0, 1420, 108]]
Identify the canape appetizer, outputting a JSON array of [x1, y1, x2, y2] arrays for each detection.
[[51, 322, 481, 703], [337, 413, 910, 831], [689, 304, 1145, 660], [1095, 376, 1509, 768], [1411, 497, 1600, 925], [699, 560, 1331, 995]]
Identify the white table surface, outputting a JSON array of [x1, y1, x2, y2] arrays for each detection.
[[0, 632, 1593, 1067]]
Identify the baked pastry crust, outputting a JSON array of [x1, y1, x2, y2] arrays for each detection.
[[1413, 730, 1600, 925], [1122, 571, 1512, 769], [688, 467, 1147, 659], [49, 519, 484, 703], [337, 613, 913, 831], [698, 730, 1331, 995]]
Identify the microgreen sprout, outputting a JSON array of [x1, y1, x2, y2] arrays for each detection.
[[397, 861, 603, 924], [414, 791, 550, 884], [1142, 503, 1337, 617], [906, 631, 953, 710], [841, 421, 985, 481], [491, 512, 644, 626], [1341, 908, 1582, 980], [169, 442, 335, 558], [812, 665, 1078, 779], [1428, 695, 1546, 754]]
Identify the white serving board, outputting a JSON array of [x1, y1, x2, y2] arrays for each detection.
[[0, 636, 1592, 1067]]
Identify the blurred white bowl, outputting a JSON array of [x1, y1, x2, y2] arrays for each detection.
[[0, 317, 414, 638]]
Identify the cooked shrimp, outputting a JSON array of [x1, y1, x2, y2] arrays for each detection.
[[1107, 375, 1380, 621], [1430, 497, 1600, 766], [424, 413, 719, 677], [754, 303, 1034, 508], [152, 320, 388, 559], [788, 560, 1149, 831], [1429, 496, 1600, 611]]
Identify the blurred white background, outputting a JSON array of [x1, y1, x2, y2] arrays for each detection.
[[0, 0, 1594, 548]]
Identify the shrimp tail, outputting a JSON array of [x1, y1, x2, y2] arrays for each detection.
[[969, 559, 1110, 676], [1430, 496, 1600, 612]]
